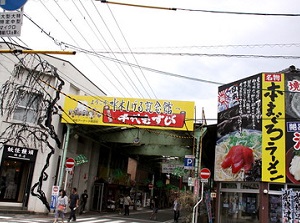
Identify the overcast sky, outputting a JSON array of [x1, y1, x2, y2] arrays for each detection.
[[2, 0, 300, 124]]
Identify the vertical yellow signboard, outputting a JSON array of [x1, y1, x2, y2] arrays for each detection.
[[262, 73, 286, 182]]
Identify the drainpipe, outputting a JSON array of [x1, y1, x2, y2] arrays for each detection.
[[58, 124, 71, 189]]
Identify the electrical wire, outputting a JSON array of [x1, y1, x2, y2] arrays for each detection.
[[19, 2, 300, 89], [105, 3, 157, 99], [100, 0, 300, 17], [58, 42, 225, 85], [138, 43, 300, 50], [94, 51, 300, 59], [75, 0, 147, 98], [27, 1, 122, 96], [54, 1, 131, 95], [52, 0, 154, 99]]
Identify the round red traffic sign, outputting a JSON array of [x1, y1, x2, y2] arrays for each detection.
[[65, 158, 75, 168], [53, 186, 59, 193], [148, 183, 153, 190], [200, 168, 211, 179]]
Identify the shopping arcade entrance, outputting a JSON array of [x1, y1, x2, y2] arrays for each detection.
[[62, 123, 202, 212], [69, 124, 195, 158]]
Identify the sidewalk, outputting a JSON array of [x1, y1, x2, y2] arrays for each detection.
[[0, 206, 190, 222], [3, 206, 152, 219]]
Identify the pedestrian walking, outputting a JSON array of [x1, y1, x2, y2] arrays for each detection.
[[67, 188, 79, 222], [53, 189, 68, 223], [79, 189, 88, 215], [150, 196, 159, 220], [118, 194, 124, 214], [173, 196, 181, 223], [123, 194, 132, 216]]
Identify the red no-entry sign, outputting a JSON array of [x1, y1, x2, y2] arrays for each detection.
[[65, 158, 75, 169], [200, 168, 211, 180]]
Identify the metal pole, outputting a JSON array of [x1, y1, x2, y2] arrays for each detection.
[[58, 124, 71, 189], [63, 170, 68, 191], [192, 182, 204, 223], [0, 49, 76, 55], [151, 174, 154, 197]]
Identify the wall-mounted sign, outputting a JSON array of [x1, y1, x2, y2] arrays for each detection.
[[2, 145, 37, 162], [161, 163, 183, 173], [0, 11, 23, 37], [184, 155, 195, 170], [215, 71, 300, 183]]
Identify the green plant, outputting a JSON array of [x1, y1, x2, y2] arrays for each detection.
[[178, 190, 195, 223]]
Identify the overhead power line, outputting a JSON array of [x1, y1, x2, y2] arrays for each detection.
[[99, 0, 300, 16], [63, 43, 224, 85], [131, 43, 300, 50], [94, 51, 300, 59]]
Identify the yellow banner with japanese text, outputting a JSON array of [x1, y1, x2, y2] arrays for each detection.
[[262, 73, 286, 182], [61, 95, 195, 131]]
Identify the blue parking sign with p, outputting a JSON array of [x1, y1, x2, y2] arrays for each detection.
[[184, 155, 194, 170]]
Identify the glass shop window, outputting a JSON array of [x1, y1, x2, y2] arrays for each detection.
[[241, 182, 259, 189], [221, 183, 237, 189], [287, 184, 300, 191], [269, 184, 284, 192], [13, 90, 42, 124]]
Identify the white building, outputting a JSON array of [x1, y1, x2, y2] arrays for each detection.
[[0, 42, 105, 213]]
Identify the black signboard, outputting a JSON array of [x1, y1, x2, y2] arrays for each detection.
[[2, 145, 38, 162]]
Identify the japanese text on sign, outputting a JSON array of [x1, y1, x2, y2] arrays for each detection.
[[262, 73, 286, 182], [3, 145, 37, 161], [0, 11, 23, 37], [62, 95, 195, 131], [238, 76, 261, 132]]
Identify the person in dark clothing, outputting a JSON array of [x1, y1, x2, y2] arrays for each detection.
[[79, 190, 88, 215], [150, 196, 159, 220], [173, 196, 181, 223], [68, 188, 79, 222], [0, 176, 6, 199]]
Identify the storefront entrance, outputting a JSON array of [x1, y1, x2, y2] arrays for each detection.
[[218, 182, 259, 223], [91, 183, 104, 212], [0, 145, 37, 207]]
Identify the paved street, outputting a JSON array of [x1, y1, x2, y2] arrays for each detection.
[[0, 208, 183, 223]]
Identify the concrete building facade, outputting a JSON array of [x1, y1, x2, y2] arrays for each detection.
[[0, 42, 105, 213]]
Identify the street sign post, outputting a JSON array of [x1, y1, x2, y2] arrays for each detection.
[[0, 0, 28, 11], [64, 158, 75, 191], [200, 168, 211, 182], [65, 158, 75, 169], [50, 186, 59, 210], [148, 183, 153, 190], [184, 155, 195, 170]]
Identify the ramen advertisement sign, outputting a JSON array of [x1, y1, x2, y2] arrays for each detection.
[[215, 72, 300, 183], [61, 95, 195, 131]]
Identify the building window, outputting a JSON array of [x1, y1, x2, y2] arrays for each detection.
[[221, 183, 237, 189], [13, 90, 42, 124]]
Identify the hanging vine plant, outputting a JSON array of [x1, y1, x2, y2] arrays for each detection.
[[0, 53, 64, 211]]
